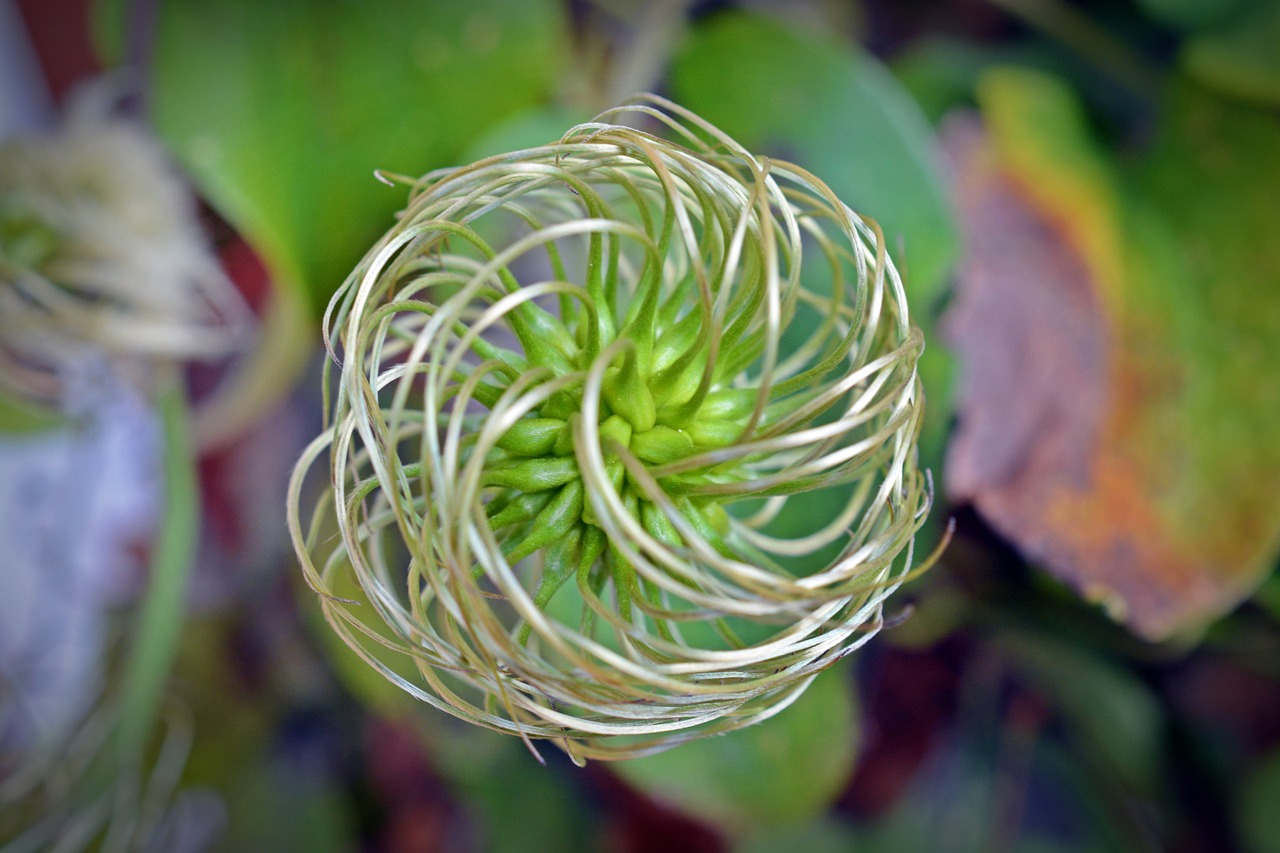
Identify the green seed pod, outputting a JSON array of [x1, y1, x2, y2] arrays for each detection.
[[288, 95, 932, 762]]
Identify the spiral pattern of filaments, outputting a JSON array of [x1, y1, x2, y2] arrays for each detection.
[[288, 95, 931, 761]]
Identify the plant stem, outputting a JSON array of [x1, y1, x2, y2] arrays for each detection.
[[115, 375, 199, 762]]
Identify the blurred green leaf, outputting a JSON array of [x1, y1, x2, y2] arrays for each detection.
[[997, 631, 1162, 792], [118, 381, 199, 761], [421, 724, 595, 853], [143, 0, 567, 314], [460, 105, 594, 163], [1238, 749, 1280, 853], [1130, 79, 1280, 619], [892, 37, 993, 123], [305, 557, 594, 852], [1135, 0, 1246, 30], [1182, 0, 1280, 105], [304, 553, 420, 719], [221, 757, 358, 853], [128, 0, 566, 444], [614, 663, 859, 834], [1252, 567, 1280, 623], [734, 818, 859, 853], [671, 11, 957, 308]]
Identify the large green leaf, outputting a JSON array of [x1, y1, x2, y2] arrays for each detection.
[[613, 663, 859, 834], [671, 11, 957, 308], [996, 631, 1162, 792], [146, 0, 566, 314]]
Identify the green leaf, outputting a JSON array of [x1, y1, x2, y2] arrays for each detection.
[[1238, 749, 1280, 853], [460, 105, 594, 163], [144, 0, 567, 314], [996, 631, 1162, 792], [891, 37, 1015, 124], [114, 0, 566, 442], [1135, 0, 1246, 30], [671, 11, 958, 310], [221, 757, 358, 853], [734, 819, 859, 853], [306, 557, 595, 851], [1182, 0, 1280, 105], [614, 662, 859, 834], [1252, 566, 1280, 623], [1128, 80, 1280, 624], [304, 553, 420, 719], [116, 380, 200, 761], [420, 723, 596, 853]]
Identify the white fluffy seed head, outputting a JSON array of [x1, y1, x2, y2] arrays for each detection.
[[0, 80, 250, 406]]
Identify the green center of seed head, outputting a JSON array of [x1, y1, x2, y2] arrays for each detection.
[[474, 269, 762, 633]]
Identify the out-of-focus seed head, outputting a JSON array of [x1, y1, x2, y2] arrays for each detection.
[[288, 96, 931, 761], [0, 82, 249, 407]]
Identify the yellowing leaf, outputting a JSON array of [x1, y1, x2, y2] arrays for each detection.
[[946, 67, 1280, 638]]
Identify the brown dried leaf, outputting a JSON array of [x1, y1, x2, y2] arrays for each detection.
[[940, 68, 1280, 638]]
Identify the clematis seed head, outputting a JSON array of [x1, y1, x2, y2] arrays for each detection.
[[288, 95, 932, 761]]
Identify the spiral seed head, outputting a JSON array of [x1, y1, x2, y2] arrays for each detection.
[[288, 95, 930, 761]]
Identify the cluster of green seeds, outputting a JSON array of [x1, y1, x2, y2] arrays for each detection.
[[288, 96, 930, 761]]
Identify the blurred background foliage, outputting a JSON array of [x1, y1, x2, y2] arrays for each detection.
[[2, 0, 1279, 850]]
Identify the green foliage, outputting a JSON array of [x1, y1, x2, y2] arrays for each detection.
[[1182, 1, 1280, 104], [423, 728, 596, 853], [997, 631, 1162, 793], [0, 389, 64, 433], [138, 0, 567, 314], [1135, 0, 1246, 30], [671, 11, 958, 307], [460, 106, 595, 162], [1238, 750, 1280, 853], [117, 381, 200, 761], [615, 664, 859, 833], [221, 759, 358, 853]]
